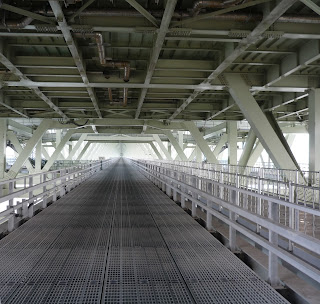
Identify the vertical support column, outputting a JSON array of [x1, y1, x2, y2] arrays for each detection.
[[227, 121, 237, 165], [0, 118, 7, 180], [35, 138, 42, 172], [309, 89, 320, 172], [168, 143, 172, 159], [55, 129, 65, 159], [178, 131, 183, 149], [196, 145, 202, 162]]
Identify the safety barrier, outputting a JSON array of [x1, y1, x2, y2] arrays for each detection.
[[0, 159, 113, 234], [132, 159, 320, 288]]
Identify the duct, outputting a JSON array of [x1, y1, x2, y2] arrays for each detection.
[[192, 0, 244, 16], [2, 16, 33, 29], [73, 32, 130, 82]]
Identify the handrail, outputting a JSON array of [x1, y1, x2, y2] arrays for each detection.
[[0, 159, 114, 234], [150, 159, 319, 185], [0, 161, 98, 185], [135, 159, 320, 211], [131, 159, 320, 288]]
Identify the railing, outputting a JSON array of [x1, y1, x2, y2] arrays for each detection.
[[147, 160, 320, 217], [132, 159, 320, 288], [157, 160, 318, 185], [50, 160, 96, 171], [0, 159, 114, 234]]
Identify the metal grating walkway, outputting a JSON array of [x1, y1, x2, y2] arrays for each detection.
[[0, 159, 289, 304]]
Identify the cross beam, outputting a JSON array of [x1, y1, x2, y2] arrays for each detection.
[[0, 54, 67, 119], [168, 0, 298, 120], [135, 0, 178, 118], [49, 0, 102, 118]]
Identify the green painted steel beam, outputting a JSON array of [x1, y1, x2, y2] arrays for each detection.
[[0, 3, 55, 24], [125, 0, 159, 27], [171, 0, 272, 27]]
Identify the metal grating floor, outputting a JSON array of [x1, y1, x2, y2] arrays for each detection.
[[0, 159, 289, 303]]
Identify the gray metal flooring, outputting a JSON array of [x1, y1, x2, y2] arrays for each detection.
[[0, 159, 289, 303]]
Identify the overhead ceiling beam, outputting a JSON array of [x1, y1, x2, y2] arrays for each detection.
[[171, 0, 272, 27], [51, 118, 185, 130], [68, 0, 98, 22], [300, 0, 320, 15], [0, 54, 68, 119], [168, 0, 298, 121], [135, 0, 178, 119], [0, 3, 55, 24], [265, 94, 308, 112], [3, 81, 308, 93], [255, 39, 320, 93], [206, 103, 235, 121], [87, 136, 154, 141], [0, 91, 28, 118], [49, 0, 102, 119], [203, 122, 227, 139], [7, 119, 33, 136], [125, 0, 159, 27]]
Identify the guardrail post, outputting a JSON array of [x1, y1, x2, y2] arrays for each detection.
[[8, 181, 14, 208], [206, 204, 212, 231], [29, 176, 33, 207], [53, 172, 57, 202], [22, 199, 28, 218], [28, 200, 34, 218], [180, 187, 186, 208], [268, 200, 279, 287], [172, 182, 178, 202], [8, 213, 15, 232], [219, 171, 224, 200], [162, 168, 166, 192], [229, 174, 239, 252], [42, 173, 47, 208], [166, 171, 172, 197], [60, 169, 66, 197], [257, 175, 263, 234], [191, 176, 197, 217]]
